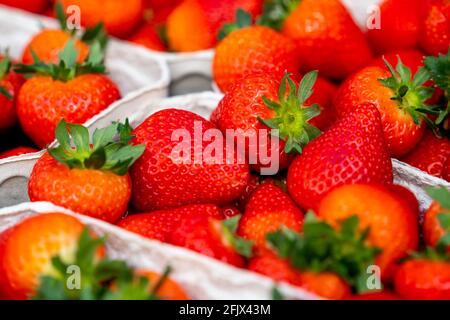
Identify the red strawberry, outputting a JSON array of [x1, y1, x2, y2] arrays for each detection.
[[238, 183, 303, 253], [394, 259, 450, 300], [369, 50, 425, 73], [117, 204, 224, 242], [444, 157, 450, 181], [247, 252, 302, 287], [130, 109, 249, 212], [367, 0, 422, 54], [385, 184, 420, 216], [402, 130, 450, 179], [263, 0, 372, 80], [221, 205, 241, 218], [0, 0, 50, 13], [128, 22, 167, 52], [306, 76, 337, 131], [423, 187, 450, 250], [334, 58, 433, 157], [420, 0, 450, 56], [211, 72, 323, 174], [287, 103, 393, 211], [213, 25, 299, 93], [0, 146, 38, 159], [169, 215, 253, 267], [0, 56, 24, 132], [351, 291, 399, 300], [299, 272, 351, 300]]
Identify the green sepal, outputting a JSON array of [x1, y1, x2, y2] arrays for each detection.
[[258, 71, 322, 154], [378, 56, 433, 126], [0, 55, 13, 100], [48, 118, 145, 176], [271, 286, 285, 300], [258, 0, 300, 30], [426, 186, 450, 210], [218, 9, 252, 40], [14, 40, 106, 82], [267, 212, 381, 293], [425, 48, 450, 97], [222, 215, 254, 258]]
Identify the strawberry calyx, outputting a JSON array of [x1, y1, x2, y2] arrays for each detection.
[[378, 56, 434, 128], [14, 40, 106, 82], [258, 71, 322, 154], [267, 212, 382, 293], [0, 55, 13, 100], [55, 1, 108, 50], [34, 228, 167, 300], [218, 9, 252, 40], [48, 119, 145, 176], [258, 0, 300, 30], [221, 215, 254, 258]]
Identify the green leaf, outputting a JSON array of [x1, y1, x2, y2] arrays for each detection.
[[222, 215, 254, 258], [34, 276, 68, 300], [68, 123, 90, 154], [426, 187, 450, 210], [59, 39, 78, 69], [55, 1, 68, 31], [297, 70, 318, 104], [271, 286, 285, 300], [0, 85, 12, 100], [218, 9, 252, 40], [81, 23, 109, 50]]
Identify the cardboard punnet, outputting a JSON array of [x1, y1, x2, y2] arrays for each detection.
[[0, 91, 449, 210], [0, 201, 319, 300], [0, 5, 170, 99]]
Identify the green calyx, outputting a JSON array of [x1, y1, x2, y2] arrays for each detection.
[[221, 215, 254, 258], [218, 9, 252, 40], [14, 39, 106, 82], [258, 0, 300, 30], [34, 228, 169, 300], [267, 212, 382, 293], [0, 55, 12, 100], [259, 71, 322, 154], [378, 56, 434, 127], [48, 119, 145, 176], [55, 1, 108, 50]]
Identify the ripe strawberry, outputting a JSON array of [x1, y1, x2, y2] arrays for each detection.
[[137, 270, 189, 300], [394, 259, 450, 300], [0, 213, 88, 299], [444, 157, 450, 181], [169, 215, 253, 267], [261, 0, 372, 80], [0, 146, 38, 159], [118, 204, 224, 242], [61, 0, 143, 38], [306, 76, 338, 131], [130, 109, 249, 212], [318, 183, 419, 280], [167, 0, 262, 52], [247, 252, 302, 287], [420, 0, 450, 56], [0, 0, 50, 13], [28, 120, 145, 223], [423, 187, 450, 249], [0, 56, 24, 132], [128, 22, 167, 52], [213, 25, 299, 93], [334, 58, 433, 157], [238, 183, 303, 253], [16, 42, 121, 147], [287, 103, 393, 211], [144, 0, 180, 9], [385, 184, 420, 216], [351, 291, 399, 300], [211, 72, 322, 173], [221, 205, 241, 218], [299, 272, 351, 300], [367, 0, 422, 54], [402, 130, 450, 179]]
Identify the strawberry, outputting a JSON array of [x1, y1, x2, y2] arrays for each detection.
[[0, 56, 24, 132], [213, 24, 299, 93], [0, 146, 38, 159], [385, 184, 420, 216], [221, 205, 241, 218], [420, 0, 450, 56], [136, 270, 189, 300], [260, 0, 372, 80], [306, 76, 338, 131], [238, 183, 304, 253], [351, 291, 399, 300], [127, 22, 167, 52], [16, 41, 121, 148], [211, 72, 322, 173], [130, 109, 249, 212], [423, 187, 450, 250], [0, 0, 50, 13], [334, 58, 433, 157], [287, 103, 393, 211], [402, 130, 450, 179], [394, 259, 450, 300], [247, 252, 303, 287], [0, 213, 89, 299], [117, 204, 224, 242], [169, 215, 253, 267], [267, 213, 379, 296], [317, 183, 419, 280], [167, 0, 262, 52], [444, 157, 450, 180], [367, 0, 422, 54], [28, 120, 145, 223], [60, 0, 143, 38]]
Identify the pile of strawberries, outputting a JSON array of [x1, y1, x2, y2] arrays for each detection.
[[0, 0, 449, 300]]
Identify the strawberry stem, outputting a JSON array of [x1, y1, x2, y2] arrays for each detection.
[[258, 0, 300, 30]]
